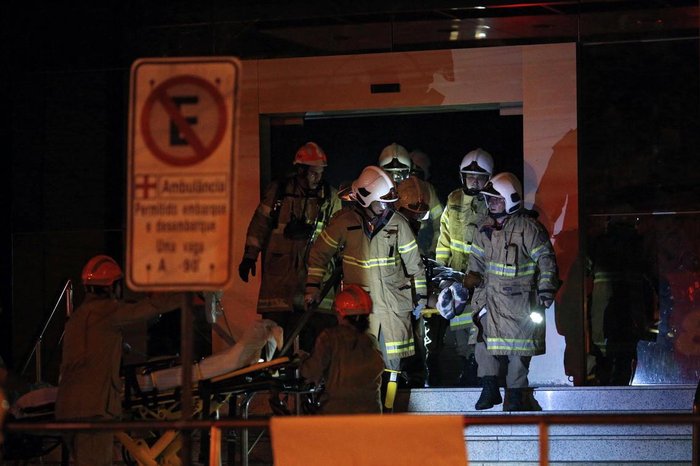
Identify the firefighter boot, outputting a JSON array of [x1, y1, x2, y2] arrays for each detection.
[[503, 388, 526, 411], [475, 376, 502, 410]]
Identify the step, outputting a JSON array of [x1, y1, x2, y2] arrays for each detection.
[[395, 385, 697, 464]]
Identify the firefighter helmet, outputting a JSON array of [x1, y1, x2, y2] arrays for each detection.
[[334, 284, 373, 317], [81, 255, 123, 287], [378, 143, 411, 184], [396, 175, 430, 221], [351, 166, 398, 208], [293, 142, 327, 167], [481, 172, 523, 214], [459, 148, 494, 176]]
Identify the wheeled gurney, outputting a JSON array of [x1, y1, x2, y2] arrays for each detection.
[[5, 319, 312, 465]]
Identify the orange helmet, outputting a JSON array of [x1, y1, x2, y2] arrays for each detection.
[[334, 284, 372, 317], [396, 176, 431, 220], [81, 255, 123, 287], [293, 142, 327, 167]]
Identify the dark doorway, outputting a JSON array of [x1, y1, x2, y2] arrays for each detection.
[[266, 108, 523, 204]]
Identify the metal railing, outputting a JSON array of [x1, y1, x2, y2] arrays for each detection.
[[20, 280, 73, 383], [5, 411, 700, 466]]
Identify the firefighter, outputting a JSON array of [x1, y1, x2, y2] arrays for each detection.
[[379, 145, 442, 388], [467, 173, 560, 411], [298, 284, 385, 414], [395, 176, 433, 387], [379, 143, 443, 257], [305, 165, 427, 376], [55, 255, 183, 466], [432, 148, 494, 387], [587, 215, 656, 385], [239, 142, 342, 352]]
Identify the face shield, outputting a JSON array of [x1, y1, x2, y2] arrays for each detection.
[[385, 168, 410, 184]]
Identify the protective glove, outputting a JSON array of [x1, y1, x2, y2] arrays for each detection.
[[538, 290, 556, 308], [412, 299, 426, 319], [238, 257, 256, 282], [304, 286, 321, 307]]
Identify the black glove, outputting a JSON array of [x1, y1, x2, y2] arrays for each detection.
[[238, 258, 256, 282], [538, 290, 555, 308]]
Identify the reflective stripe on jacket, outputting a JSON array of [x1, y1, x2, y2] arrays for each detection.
[[244, 178, 341, 313], [307, 206, 426, 358], [436, 189, 488, 272], [468, 212, 559, 356]]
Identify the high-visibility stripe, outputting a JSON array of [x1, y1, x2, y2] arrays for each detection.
[[343, 255, 397, 268], [471, 243, 485, 257], [486, 261, 536, 278], [414, 276, 427, 294], [531, 244, 553, 261], [436, 248, 450, 263], [307, 266, 327, 279], [485, 336, 540, 352], [385, 337, 415, 355], [398, 239, 418, 254], [448, 239, 472, 254], [449, 313, 472, 328], [593, 271, 643, 283], [319, 230, 339, 248]]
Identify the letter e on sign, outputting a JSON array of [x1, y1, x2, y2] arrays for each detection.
[[127, 57, 241, 291]]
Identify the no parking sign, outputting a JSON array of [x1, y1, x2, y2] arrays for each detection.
[[127, 57, 241, 291]]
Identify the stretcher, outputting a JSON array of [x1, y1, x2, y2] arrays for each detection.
[[5, 319, 312, 466]]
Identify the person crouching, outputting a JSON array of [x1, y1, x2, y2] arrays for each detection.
[[298, 284, 385, 414]]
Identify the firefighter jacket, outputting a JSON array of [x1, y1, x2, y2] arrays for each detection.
[[416, 180, 444, 258], [55, 293, 182, 420], [436, 189, 489, 271], [243, 177, 341, 314], [468, 212, 560, 357], [435, 189, 489, 329], [587, 221, 655, 349], [300, 324, 384, 414], [307, 206, 427, 359]]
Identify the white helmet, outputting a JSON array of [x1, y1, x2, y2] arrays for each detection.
[[409, 149, 431, 180], [351, 166, 398, 208], [460, 148, 494, 176], [481, 172, 523, 214], [378, 143, 411, 184]]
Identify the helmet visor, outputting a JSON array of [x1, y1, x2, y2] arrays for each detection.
[[379, 186, 399, 203]]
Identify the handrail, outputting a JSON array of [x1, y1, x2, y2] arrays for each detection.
[[5, 412, 700, 466], [20, 280, 73, 381]]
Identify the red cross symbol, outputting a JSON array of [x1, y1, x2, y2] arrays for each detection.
[[135, 175, 158, 199]]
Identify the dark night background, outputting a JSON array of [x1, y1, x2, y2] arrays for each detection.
[[1, 1, 698, 385]]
